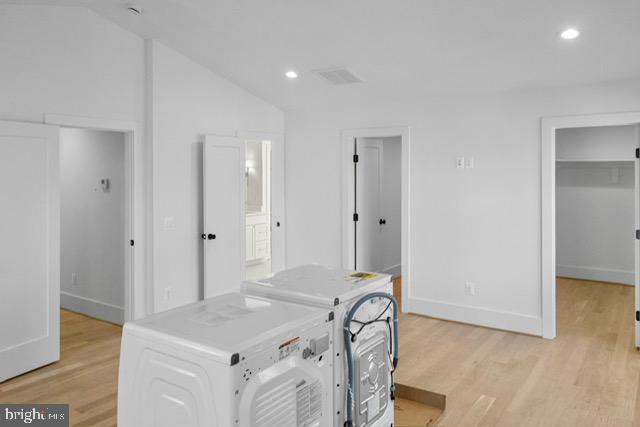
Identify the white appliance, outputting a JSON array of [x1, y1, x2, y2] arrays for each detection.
[[118, 292, 334, 427], [243, 264, 396, 427]]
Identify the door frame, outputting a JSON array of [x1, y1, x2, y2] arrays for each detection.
[[541, 111, 640, 340], [237, 130, 287, 274], [45, 113, 145, 322], [341, 126, 411, 311]]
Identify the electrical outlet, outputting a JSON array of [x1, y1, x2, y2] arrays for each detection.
[[465, 282, 477, 296], [163, 287, 172, 301], [456, 157, 465, 169], [71, 273, 79, 286]]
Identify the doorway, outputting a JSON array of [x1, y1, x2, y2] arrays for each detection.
[[342, 127, 410, 310], [245, 139, 273, 281], [541, 112, 640, 343], [59, 128, 127, 325], [239, 132, 286, 281], [0, 115, 138, 382]]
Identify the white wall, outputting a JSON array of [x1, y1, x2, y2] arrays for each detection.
[[60, 128, 125, 323], [556, 125, 638, 285], [0, 4, 148, 318], [1, 6, 284, 316], [147, 41, 284, 312], [285, 77, 640, 336], [379, 137, 402, 276]]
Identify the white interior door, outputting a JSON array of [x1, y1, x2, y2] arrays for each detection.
[[635, 145, 640, 348], [0, 120, 60, 382], [355, 138, 383, 272], [203, 135, 245, 298], [268, 134, 286, 273]]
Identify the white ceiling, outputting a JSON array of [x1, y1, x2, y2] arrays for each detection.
[[11, 0, 640, 110]]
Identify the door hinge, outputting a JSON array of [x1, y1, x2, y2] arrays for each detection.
[[353, 154, 359, 163], [636, 230, 640, 240], [636, 310, 639, 322], [130, 240, 134, 246], [353, 213, 359, 222], [636, 148, 639, 159]]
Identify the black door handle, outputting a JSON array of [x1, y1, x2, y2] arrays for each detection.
[[379, 219, 386, 225], [201, 233, 206, 240], [207, 233, 216, 240]]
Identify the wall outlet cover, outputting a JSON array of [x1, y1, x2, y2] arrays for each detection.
[[465, 282, 477, 296]]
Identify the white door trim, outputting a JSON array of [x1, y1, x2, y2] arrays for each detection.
[[341, 126, 411, 311], [45, 113, 145, 321], [237, 130, 286, 273], [541, 111, 640, 340]]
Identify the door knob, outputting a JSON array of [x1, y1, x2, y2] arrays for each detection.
[[201, 233, 206, 240], [207, 233, 216, 240], [379, 219, 387, 225]]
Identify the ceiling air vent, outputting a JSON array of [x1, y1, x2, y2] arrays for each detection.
[[313, 67, 363, 85]]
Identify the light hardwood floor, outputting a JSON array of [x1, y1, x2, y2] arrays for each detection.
[[395, 277, 640, 426], [1, 278, 637, 426], [0, 310, 120, 427]]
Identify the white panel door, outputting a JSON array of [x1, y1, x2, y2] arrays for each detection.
[[203, 135, 245, 298], [0, 120, 60, 382], [268, 135, 286, 273], [635, 147, 640, 347], [355, 138, 383, 272]]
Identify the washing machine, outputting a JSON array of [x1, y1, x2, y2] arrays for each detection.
[[118, 292, 334, 427], [242, 264, 397, 427]]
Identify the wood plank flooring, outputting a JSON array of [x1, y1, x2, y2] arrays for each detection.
[[0, 310, 121, 427], [396, 277, 640, 426], [1, 278, 637, 426]]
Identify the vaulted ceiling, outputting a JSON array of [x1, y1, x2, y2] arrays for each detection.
[[10, 0, 640, 110]]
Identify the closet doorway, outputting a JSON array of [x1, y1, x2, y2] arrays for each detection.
[[542, 112, 640, 344], [341, 127, 410, 310]]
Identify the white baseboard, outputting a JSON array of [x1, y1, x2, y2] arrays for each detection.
[[61, 292, 124, 325], [382, 264, 401, 278], [405, 297, 542, 336], [557, 264, 634, 285]]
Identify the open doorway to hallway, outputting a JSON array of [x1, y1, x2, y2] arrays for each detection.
[[60, 128, 127, 325]]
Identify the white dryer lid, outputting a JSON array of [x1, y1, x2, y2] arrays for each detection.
[[125, 292, 330, 365], [244, 264, 392, 307]]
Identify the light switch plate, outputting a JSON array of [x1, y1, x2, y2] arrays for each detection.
[[163, 217, 176, 230], [465, 157, 475, 169]]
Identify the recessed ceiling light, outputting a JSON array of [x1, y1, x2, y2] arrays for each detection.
[[560, 28, 580, 40], [285, 70, 298, 79]]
